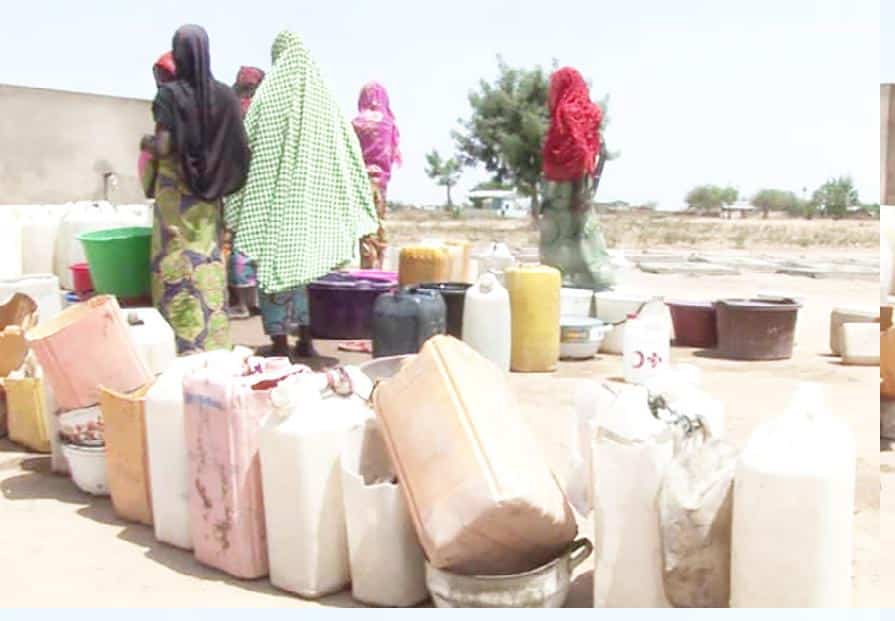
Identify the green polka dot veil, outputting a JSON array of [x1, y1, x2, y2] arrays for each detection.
[[225, 31, 378, 294]]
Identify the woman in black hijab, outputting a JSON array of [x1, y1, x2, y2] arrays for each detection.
[[144, 24, 250, 354]]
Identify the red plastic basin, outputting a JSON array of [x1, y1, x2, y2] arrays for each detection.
[[667, 300, 717, 349]]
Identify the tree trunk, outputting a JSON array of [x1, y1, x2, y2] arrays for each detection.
[[529, 189, 541, 227], [446, 184, 453, 207]]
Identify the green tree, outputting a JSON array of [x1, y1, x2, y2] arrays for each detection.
[[685, 185, 739, 214], [452, 57, 614, 214], [751, 189, 800, 219], [424, 149, 462, 207], [812, 176, 859, 219]]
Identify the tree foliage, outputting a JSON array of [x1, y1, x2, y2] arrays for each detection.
[[750, 189, 800, 219], [685, 185, 739, 214], [453, 57, 613, 210], [811, 176, 859, 219], [424, 149, 462, 207]]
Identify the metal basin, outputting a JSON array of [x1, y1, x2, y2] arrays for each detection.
[[425, 539, 593, 608], [358, 354, 416, 382]]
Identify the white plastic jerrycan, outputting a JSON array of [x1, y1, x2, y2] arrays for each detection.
[[731, 382, 856, 607], [461, 273, 511, 372], [623, 310, 670, 385]]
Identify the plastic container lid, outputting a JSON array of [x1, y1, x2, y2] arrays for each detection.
[[477, 273, 498, 293], [309, 272, 395, 291], [344, 269, 399, 283]]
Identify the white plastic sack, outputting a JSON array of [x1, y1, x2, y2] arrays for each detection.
[[644, 365, 725, 439], [341, 419, 428, 607], [567, 381, 618, 515], [658, 432, 737, 608], [569, 371, 716, 517], [590, 383, 673, 608]]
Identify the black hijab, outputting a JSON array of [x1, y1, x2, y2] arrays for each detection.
[[153, 25, 250, 201]]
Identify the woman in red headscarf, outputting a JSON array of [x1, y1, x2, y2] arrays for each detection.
[[143, 25, 250, 353], [226, 66, 266, 320], [138, 52, 177, 196], [539, 67, 614, 290]]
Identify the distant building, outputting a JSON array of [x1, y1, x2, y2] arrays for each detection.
[[721, 201, 756, 219], [467, 190, 530, 218]]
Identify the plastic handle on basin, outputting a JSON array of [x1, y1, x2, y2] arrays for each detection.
[[568, 538, 594, 571]]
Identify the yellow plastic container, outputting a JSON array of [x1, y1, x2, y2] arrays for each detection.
[[100, 384, 154, 526], [6, 376, 50, 453], [506, 264, 561, 372], [399, 245, 450, 287], [444, 241, 473, 283]]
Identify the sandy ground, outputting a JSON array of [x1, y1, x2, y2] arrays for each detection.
[[0, 261, 881, 607]]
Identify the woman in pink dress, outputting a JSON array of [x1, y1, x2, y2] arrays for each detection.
[[351, 82, 401, 269]]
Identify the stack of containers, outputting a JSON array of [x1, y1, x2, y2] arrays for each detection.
[[26, 295, 154, 493]]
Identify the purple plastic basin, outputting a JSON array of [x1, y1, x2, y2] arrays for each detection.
[[308, 272, 396, 340]]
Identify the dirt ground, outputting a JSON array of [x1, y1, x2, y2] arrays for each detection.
[[0, 255, 881, 607], [387, 210, 880, 252]]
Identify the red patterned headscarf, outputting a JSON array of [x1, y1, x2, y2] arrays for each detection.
[[234, 66, 265, 118], [153, 52, 176, 87], [542, 67, 602, 182]]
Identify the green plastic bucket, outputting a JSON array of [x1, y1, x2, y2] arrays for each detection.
[[77, 227, 152, 298]]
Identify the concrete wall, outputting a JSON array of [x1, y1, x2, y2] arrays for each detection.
[[0, 84, 154, 205]]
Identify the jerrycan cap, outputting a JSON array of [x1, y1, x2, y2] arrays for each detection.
[[478, 272, 498, 293]]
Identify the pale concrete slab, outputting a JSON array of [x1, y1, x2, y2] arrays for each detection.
[[638, 262, 740, 276]]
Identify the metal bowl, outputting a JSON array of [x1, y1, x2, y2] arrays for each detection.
[[425, 539, 593, 608], [358, 354, 416, 382]]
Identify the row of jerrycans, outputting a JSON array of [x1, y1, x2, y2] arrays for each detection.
[[109, 349, 423, 603], [374, 264, 562, 373]]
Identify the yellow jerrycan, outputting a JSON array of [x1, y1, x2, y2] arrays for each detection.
[[506, 264, 561, 372]]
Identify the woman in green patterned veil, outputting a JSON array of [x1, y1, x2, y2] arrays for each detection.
[[539, 67, 614, 291], [145, 25, 249, 354], [225, 31, 379, 359]]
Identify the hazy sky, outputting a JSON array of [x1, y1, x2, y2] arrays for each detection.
[[0, 0, 879, 208]]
